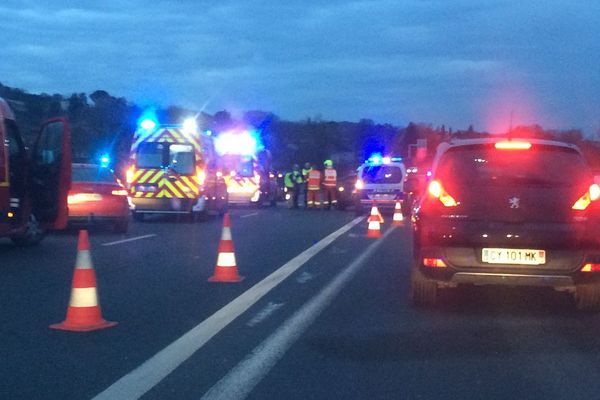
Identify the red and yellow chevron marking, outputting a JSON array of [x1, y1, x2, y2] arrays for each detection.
[[131, 128, 203, 157], [129, 168, 200, 199], [224, 176, 260, 194]]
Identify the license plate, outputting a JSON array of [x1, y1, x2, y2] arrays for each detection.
[[482, 248, 546, 265]]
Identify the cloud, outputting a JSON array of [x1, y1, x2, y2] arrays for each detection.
[[0, 1, 599, 132]]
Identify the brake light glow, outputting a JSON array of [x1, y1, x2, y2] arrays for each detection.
[[495, 141, 532, 150], [68, 193, 102, 204], [572, 184, 600, 210], [423, 258, 447, 268], [197, 169, 206, 185], [581, 263, 600, 272], [111, 189, 128, 196], [428, 180, 458, 207], [355, 179, 364, 190], [126, 165, 135, 184]]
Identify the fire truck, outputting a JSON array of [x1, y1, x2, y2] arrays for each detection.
[[214, 129, 278, 206], [0, 98, 72, 245], [126, 117, 228, 221]]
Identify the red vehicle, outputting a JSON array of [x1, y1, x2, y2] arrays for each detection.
[[68, 164, 129, 232], [0, 97, 72, 245]]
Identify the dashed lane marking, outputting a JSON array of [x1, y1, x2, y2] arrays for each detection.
[[201, 226, 397, 400], [92, 216, 363, 400], [240, 212, 259, 218], [246, 302, 285, 327], [101, 234, 157, 247]]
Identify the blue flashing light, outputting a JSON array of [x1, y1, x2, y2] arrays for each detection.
[[367, 153, 383, 165], [138, 109, 158, 131], [215, 130, 261, 156], [205, 130, 212, 136], [391, 156, 403, 162], [99, 153, 111, 168], [140, 119, 156, 130]]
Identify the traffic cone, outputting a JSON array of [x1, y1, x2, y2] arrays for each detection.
[[50, 230, 117, 332], [370, 203, 384, 223], [367, 213, 382, 238], [393, 201, 404, 225], [208, 213, 244, 283]]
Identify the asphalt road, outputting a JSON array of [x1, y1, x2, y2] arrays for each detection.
[[2, 206, 600, 399]]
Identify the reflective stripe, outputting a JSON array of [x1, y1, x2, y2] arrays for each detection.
[[217, 252, 237, 267], [75, 250, 93, 270], [221, 227, 232, 241], [69, 287, 98, 307]]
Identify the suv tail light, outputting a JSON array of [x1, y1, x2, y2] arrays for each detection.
[[423, 258, 447, 268], [495, 141, 532, 150], [428, 180, 458, 207], [581, 263, 600, 272], [572, 184, 600, 210], [355, 179, 364, 190]]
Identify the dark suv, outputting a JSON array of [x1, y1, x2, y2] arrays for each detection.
[[410, 138, 600, 310]]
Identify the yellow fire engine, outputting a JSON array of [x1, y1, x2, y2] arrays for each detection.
[[126, 117, 227, 220]]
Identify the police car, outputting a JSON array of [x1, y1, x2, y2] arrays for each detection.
[[354, 155, 406, 215]]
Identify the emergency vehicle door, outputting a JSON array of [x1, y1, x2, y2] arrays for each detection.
[[30, 118, 72, 230]]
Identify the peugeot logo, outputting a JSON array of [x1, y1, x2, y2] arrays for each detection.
[[509, 197, 520, 209]]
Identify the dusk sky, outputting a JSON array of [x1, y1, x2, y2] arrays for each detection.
[[1, 1, 599, 134]]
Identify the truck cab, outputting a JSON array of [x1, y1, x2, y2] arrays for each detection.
[[0, 98, 72, 245]]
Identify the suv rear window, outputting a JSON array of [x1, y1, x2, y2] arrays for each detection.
[[360, 165, 403, 184], [436, 144, 589, 187], [72, 166, 116, 183]]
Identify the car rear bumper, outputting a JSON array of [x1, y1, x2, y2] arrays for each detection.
[[131, 197, 196, 213], [416, 245, 600, 289]]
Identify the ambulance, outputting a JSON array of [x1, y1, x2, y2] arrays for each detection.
[[215, 130, 277, 206], [126, 117, 227, 220], [0, 98, 72, 245]]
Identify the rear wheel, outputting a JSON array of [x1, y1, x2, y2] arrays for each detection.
[[113, 218, 129, 233], [410, 264, 438, 307], [10, 214, 45, 246], [574, 284, 600, 312], [132, 211, 144, 222], [355, 203, 364, 216]]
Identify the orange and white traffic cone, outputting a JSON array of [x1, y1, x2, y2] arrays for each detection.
[[393, 201, 404, 225], [370, 203, 384, 224], [367, 211, 382, 238], [50, 230, 117, 332], [208, 213, 244, 283]]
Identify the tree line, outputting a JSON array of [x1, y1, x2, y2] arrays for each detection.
[[2, 82, 599, 173]]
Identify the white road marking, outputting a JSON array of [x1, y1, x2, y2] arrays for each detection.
[[240, 212, 259, 218], [201, 226, 397, 400], [92, 216, 363, 400], [246, 302, 285, 327], [296, 271, 314, 284], [101, 234, 157, 247]]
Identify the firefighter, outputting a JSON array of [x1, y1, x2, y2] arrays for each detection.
[[302, 162, 312, 207], [306, 164, 321, 209], [322, 159, 337, 210]]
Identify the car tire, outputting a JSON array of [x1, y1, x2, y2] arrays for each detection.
[[355, 204, 364, 216], [132, 211, 144, 222], [574, 284, 600, 312], [193, 210, 208, 222], [409, 265, 438, 307], [10, 214, 45, 246], [113, 218, 129, 233]]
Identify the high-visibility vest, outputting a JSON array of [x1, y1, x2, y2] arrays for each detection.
[[284, 172, 294, 188], [307, 169, 321, 190], [302, 168, 311, 181], [323, 168, 337, 187]]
